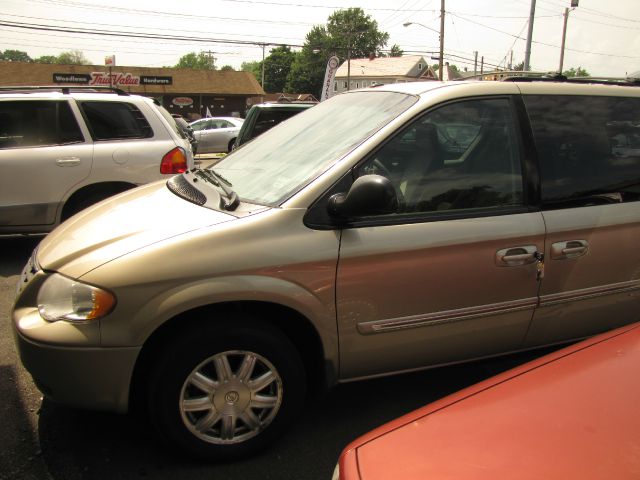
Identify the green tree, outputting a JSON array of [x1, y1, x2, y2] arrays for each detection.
[[512, 61, 525, 71], [241, 60, 262, 83], [56, 50, 90, 65], [388, 44, 404, 57], [175, 51, 216, 70], [325, 8, 389, 58], [263, 46, 297, 93], [34, 55, 59, 64], [220, 65, 235, 71], [286, 26, 331, 95], [563, 66, 589, 77], [1, 49, 32, 62], [286, 8, 390, 97]]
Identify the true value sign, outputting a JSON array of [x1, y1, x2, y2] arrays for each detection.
[[53, 72, 173, 86]]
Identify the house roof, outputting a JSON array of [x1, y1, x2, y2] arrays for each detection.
[[335, 55, 428, 78]]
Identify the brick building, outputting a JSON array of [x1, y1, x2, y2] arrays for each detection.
[[0, 62, 265, 119]]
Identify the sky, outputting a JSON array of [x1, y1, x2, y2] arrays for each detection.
[[1, 0, 639, 77]]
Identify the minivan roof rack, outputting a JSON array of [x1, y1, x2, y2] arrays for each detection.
[[500, 72, 640, 87], [0, 86, 130, 95]]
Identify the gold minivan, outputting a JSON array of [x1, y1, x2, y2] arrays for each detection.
[[13, 78, 640, 460]]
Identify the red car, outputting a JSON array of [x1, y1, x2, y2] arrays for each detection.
[[336, 323, 640, 480]]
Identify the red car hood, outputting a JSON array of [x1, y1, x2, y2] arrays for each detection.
[[340, 322, 640, 480]]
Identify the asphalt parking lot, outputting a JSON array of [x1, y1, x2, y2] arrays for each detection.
[[1, 234, 554, 480]]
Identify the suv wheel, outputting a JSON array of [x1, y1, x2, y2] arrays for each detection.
[[147, 319, 306, 461]]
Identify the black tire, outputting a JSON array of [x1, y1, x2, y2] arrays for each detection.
[[227, 138, 236, 152], [146, 319, 306, 461]]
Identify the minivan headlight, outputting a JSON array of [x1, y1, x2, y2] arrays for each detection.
[[37, 274, 116, 322]]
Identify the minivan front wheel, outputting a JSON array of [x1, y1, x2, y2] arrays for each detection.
[[147, 320, 306, 461]]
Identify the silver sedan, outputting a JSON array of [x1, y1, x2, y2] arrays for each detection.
[[189, 117, 244, 153]]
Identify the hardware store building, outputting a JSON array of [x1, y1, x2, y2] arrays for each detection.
[[0, 62, 265, 119]]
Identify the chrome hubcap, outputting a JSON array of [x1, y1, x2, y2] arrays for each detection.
[[179, 350, 283, 444]]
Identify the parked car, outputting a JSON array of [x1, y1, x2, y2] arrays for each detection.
[[233, 102, 315, 148], [0, 86, 194, 234], [12, 78, 640, 461], [335, 322, 640, 480], [189, 116, 243, 153]]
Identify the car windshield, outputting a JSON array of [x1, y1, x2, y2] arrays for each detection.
[[211, 91, 417, 205]]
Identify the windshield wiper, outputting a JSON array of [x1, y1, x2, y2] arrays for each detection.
[[193, 169, 239, 211]]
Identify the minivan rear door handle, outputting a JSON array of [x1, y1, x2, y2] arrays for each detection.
[[495, 245, 539, 266], [55, 157, 81, 167], [551, 240, 588, 260]]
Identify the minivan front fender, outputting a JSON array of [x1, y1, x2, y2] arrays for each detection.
[[98, 273, 339, 376]]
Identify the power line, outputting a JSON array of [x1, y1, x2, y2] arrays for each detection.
[[18, 3, 316, 27], [0, 19, 305, 48], [448, 12, 640, 60], [1, 13, 309, 44]]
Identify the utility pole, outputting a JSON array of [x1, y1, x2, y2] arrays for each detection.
[[558, 7, 569, 74], [473, 51, 478, 76], [261, 44, 266, 89], [524, 0, 536, 71], [439, 0, 445, 80], [203, 50, 217, 70], [559, 1, 578, 74], [347, 47, 351, 91]]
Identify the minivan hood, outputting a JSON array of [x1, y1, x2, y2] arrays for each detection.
[[37, 181, 237, 277]]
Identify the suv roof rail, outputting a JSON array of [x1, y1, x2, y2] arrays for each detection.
[[0, 86, 130, 95]]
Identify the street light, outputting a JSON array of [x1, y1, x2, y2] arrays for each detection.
[[404, 20, 444, 81]]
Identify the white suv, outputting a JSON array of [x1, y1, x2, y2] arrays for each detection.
[[0, 86, 195, 234]]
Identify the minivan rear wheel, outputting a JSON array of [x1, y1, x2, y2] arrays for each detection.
[[146, 319, 306, 461]]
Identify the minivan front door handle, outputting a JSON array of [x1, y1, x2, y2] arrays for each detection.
[[55, 157, 81, 167], [551, 240, 588, 260], [495, 245, 539, 266]]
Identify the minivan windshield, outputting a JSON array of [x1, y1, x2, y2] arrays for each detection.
[[211, 91, 417, 205]]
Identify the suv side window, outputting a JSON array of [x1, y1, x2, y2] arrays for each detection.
[[357, 97, 524, 215], [0, 100, 83, 149], [80, 101, 153, 141], [524, 95, 640, 208]]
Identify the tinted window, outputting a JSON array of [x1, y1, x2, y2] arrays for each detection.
[[357, 98, 524, 215], [0, 100, 83, 149], [252, 109, 304, 138], [524, 95, 640, 208], [80, 101, 153, 140]]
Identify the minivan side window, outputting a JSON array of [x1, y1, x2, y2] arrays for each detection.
[[524, 95, 640, 208], [80, 101, 153, 140], [0, 100, 83, 149], [357, 98, 524, 215]]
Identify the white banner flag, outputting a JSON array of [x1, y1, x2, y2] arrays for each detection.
[[321, 56, 340, 101]]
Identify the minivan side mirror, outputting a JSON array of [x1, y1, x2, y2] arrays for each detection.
[[328, 175, 398, 218]]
